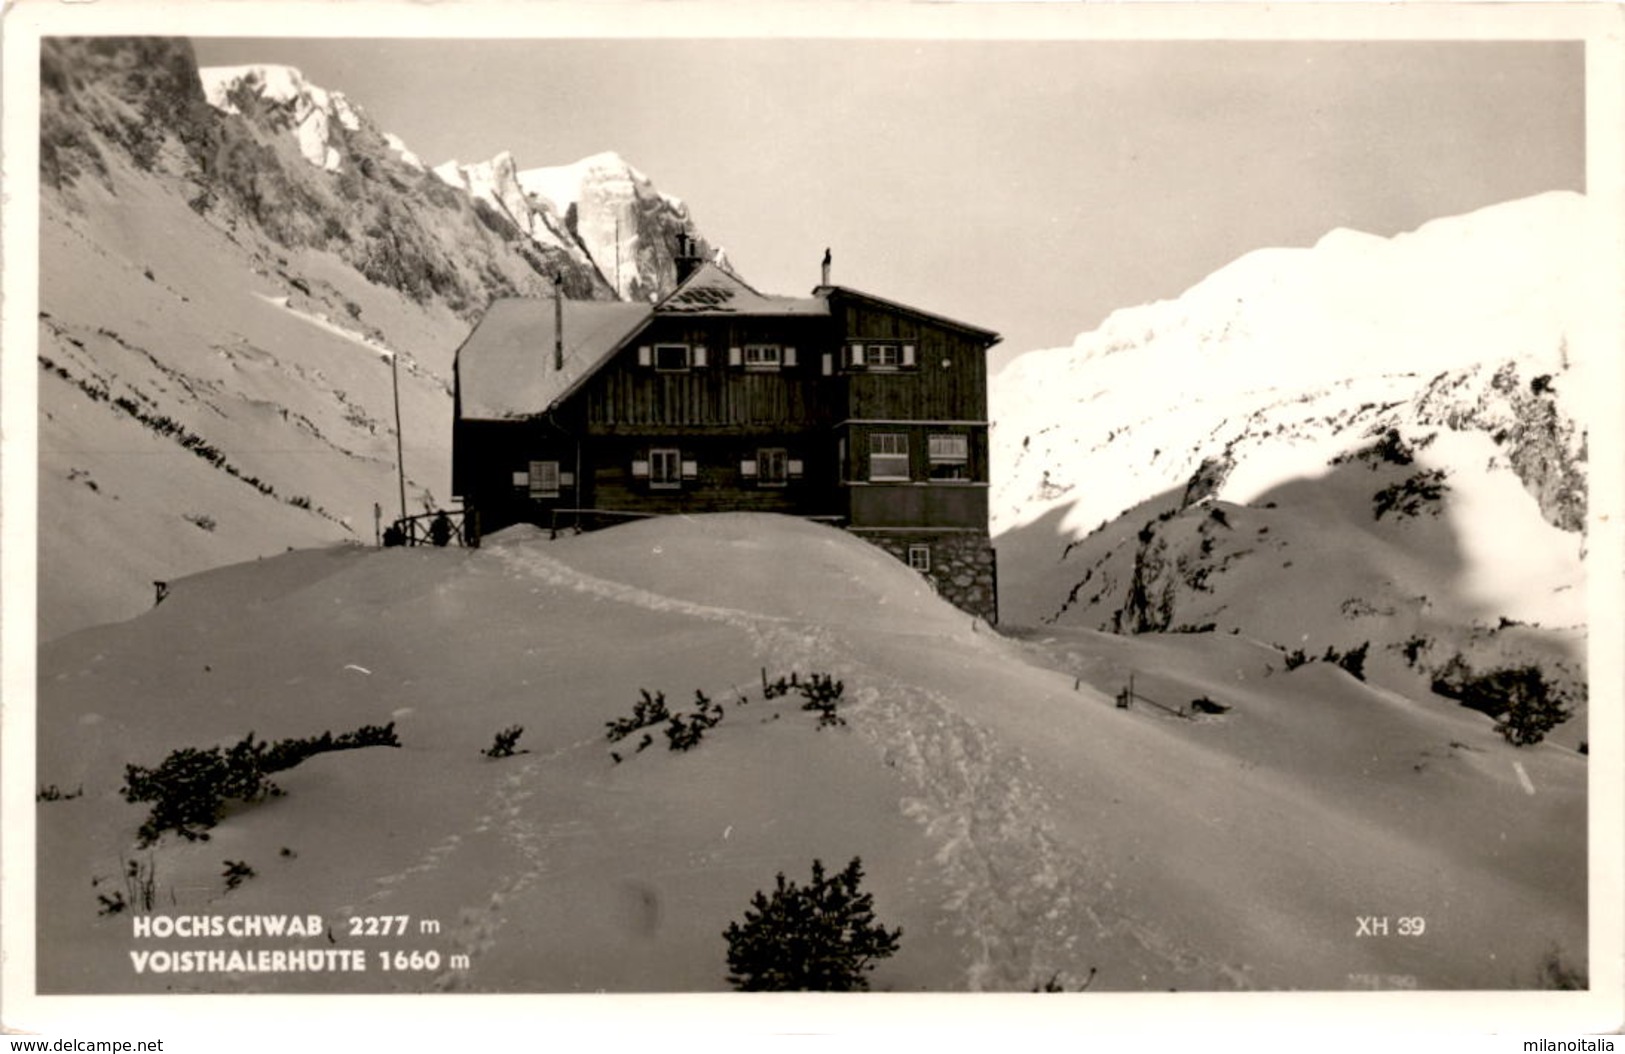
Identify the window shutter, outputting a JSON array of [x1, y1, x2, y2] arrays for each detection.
[[902, 344, 916, 367], [728, 347, 743, 367], [822, 352, 833, 377], [637, 346, 652, 367], [511, 471, 528, 487], [784, 346, 798, 368], [694, 346, 708, 368], [787, 459, 804, 478], [559, 471, 575, 487], [631, 459, 650, 478], [681, 459, 698, 480], [849, 343, 865, 367], [740, 459, 758, 478]]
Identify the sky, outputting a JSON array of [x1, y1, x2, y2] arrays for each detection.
[[188, 34, 1586, 368]]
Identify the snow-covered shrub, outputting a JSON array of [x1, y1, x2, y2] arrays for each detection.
[[123, 723, 401, 845], [723, 857, 901, 991], [1325, 641, 1370, 681], [222, 859, 255, 891], [664, 691, 724, 752], [606, 690, 670, 742], [122, 738, 278, 846], [1430, 658, 1572, 746], [1372, 469, 1449, 520]]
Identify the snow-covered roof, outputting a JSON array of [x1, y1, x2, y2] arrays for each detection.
[[656, 262, 828, 317], [456, 298, 652, 420]]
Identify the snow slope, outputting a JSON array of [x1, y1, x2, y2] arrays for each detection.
[[990, 194, 1597, 746], [34, 516, 1587, 999], [35, 38, 656, 639], [198, 64, 364, 172]]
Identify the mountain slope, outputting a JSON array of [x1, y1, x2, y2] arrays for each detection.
[[991, 192, 1597, 745], [34, 39, 715, 640], [34, 515, 1586, 996]]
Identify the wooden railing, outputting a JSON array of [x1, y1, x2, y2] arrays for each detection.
[[384, 509, 480, 548]]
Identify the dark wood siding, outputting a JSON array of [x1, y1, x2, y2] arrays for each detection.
[[580, 317, 838, 433], [832, 300, 990, 422], [587, 435, 841, 518], [453, 418, 584, 532], [846, 484, 988, 529]]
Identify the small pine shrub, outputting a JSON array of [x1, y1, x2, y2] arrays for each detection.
[[664, 691, 724, 752], [123, 724, 401, 845], [36, 783, 82, 802], [1431, 659, 1573, 746], [1330, 642, 1370, 681], [222, 859, 255, 891], [797, 673, 846, 729], [607, 690, 670, 742], [1399, 635, 1429, 667], [1282, 648, 1311, 671], [723, 857, 901, 991], [483, 725, 525, 759], [1373, 469, 1449, 520], [97, 854, 158, 915]]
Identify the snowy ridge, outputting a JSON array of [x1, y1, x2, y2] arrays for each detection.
[[994, 191, 1598, 543], [199, 64, 364, 172], [517, 150, 699, 301]]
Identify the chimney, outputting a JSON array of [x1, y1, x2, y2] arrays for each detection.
[[674, 233, 702, 285], [553, 273, 564, 372], [821, 247, 831, 287]]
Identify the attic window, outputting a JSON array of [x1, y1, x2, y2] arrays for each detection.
[[655, 344, 691, 372], [908, 545, 931, 572]]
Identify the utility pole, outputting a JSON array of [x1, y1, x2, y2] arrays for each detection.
[[389, 351, 406, 521], [553, 273, 564, 371]]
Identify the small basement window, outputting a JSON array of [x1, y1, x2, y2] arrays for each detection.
[[908, 545, 931, 572]]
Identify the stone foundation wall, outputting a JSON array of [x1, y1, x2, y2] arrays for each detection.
[[855, 530, 998, 624]]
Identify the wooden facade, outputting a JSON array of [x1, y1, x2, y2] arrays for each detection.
[[453, 260, 1001, 620]]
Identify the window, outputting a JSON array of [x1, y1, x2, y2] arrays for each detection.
[[844, 343, 915, 370], [869, 433, 910, 481], [744, 344, 781, 369], [907, 545, 931, 572], [529, 460, 560, 498], [650, 448, 681, 489], [654, 344, 690, 372], [757, 448, 788, 487], [928, 434, 970, 480]]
